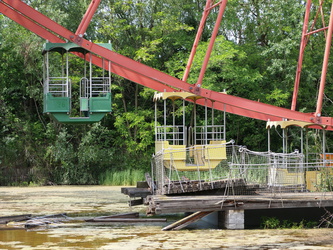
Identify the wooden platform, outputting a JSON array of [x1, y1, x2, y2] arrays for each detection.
[[161, 178, 255, 195], [121, 180, 152, 206], [146, 192, 333, 215]]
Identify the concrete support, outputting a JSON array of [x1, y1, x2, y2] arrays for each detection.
[[219, 210, 244, 229]]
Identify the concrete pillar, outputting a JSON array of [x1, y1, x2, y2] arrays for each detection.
[[219, 210, 244, 229]]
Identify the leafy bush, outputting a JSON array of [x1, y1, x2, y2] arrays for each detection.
[[261, 216, 317, 229]]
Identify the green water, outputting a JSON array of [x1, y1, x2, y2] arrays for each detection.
[[0, 186, 333, 249]]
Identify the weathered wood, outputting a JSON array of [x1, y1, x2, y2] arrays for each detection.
[[25, 221, 50, 229], [161, 178, 247, 195], [129, 198, 144, 206], [0, 214, 31, 224], [121, 187, 152, 198], [86, 218, 167, 223], [98, 212, 138, 219], [85, 212, 139, 222], [147, 192, 333, 215], [24, 214, 68, 229], [145, 172, 156, 191], [32, 213, 67, 219], [136, 181, 149, 188], [162, 211, 214, 231]]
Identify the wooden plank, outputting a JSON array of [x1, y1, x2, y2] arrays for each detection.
[[121, 187, 152, 198], [85, 212, 139, 222], [129, 198, 144, 206], [31, 213, 67, 219], [153, 200, 333, 214], [147, 192, 333, 215], [150, 192, 333, 202], [0, 214, 32, 224], [136, 181, 149, 188], [86, 218, 167, 223], [162, 211, 214, 231], [161, 178, 247, 195], [25, 221, 49, 229], [24, 213, 68, 229], [97, 212, 139, 219]]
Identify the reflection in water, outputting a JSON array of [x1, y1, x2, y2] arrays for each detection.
[[0, 186, 333, 249]]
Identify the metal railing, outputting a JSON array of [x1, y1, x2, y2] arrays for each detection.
[[155, 125, 225, 147], [188, 125, 225, 145], [152, 144, 333, 195], [80, 77, 110, 98], [155, 125, 187, 145], [45, 77, 71, 97]]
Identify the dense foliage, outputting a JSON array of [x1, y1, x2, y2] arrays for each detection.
[[1, 0, 333, 185]]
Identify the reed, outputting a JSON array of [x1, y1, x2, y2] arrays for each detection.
[[99, 169, 145, 186]]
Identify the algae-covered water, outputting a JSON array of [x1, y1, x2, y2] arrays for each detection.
[[0, 186, 333, 249]]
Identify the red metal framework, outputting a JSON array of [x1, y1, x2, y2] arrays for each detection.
[[291, 0, 333, 120], [1, 0, 333, 128], [75, 0, 101, 41]]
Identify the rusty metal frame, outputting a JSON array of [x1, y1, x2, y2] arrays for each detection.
[[292, 0, 333, 122], [75, 0, 101, 40], [2, 0, 333, 128]]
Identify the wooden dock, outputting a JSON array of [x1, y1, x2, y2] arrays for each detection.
[[146, 192, 333, 215], [122, 178, 333, 229], [121, 178, 333, 215]]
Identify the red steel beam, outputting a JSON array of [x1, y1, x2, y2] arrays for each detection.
[[2, 0, 333, 128], [305, 26, 328, 36], [196, 1, 228, 90], [315, 1, 333, 117], [1, 0, 75, 39], [291, 0, 311, 111], [0, 0, 284, 123], [0, 2, 64, 43], [75, 0, 101, 43], [182, 0, 213, 82], [0, 1, 175, 94]]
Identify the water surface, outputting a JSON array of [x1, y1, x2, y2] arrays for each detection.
[[0, 186, 332, 249]]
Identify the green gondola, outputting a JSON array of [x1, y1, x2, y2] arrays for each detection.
[[43, 42, 112, 123]]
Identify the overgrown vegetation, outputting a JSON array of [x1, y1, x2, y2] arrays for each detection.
[[99, 169, 146, 186], [260, 216, 317, 229], [2, 1, 333, 185]]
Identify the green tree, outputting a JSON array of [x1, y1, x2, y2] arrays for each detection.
[[2, 0, 333, 184]]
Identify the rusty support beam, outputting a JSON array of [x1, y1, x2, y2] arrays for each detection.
[[75, 0, 101, 44], [315, 1, 333, 118], [291, 0, 312, 111], [3, 0, 333, 128], [196, 0, 228, 93], [182, 0, 212, 82]]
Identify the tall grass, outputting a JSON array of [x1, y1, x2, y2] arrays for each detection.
[[99, 169, 146, 186]]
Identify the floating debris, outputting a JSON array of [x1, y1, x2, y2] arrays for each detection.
[[25, 213, 69, 229], [85, 212, 166, 223], [0, 214, 31, 224]]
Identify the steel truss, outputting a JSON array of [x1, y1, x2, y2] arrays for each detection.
[[1, 0, 333, 128]]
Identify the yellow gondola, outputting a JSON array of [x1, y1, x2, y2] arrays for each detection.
[[154, 92, 227, 171]]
